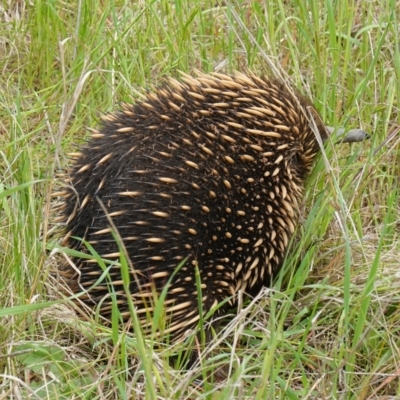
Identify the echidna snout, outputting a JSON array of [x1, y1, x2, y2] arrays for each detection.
[[55, 71, 356, 339]]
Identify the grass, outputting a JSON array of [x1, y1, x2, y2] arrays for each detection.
[[0, 0, 399, 398]]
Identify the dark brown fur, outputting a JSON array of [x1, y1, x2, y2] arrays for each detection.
[[55, 72, 329, 340]]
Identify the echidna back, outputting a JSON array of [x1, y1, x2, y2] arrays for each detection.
[[58, 72, 328, 339]]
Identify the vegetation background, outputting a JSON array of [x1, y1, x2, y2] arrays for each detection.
[[0, 0, 399, 398]]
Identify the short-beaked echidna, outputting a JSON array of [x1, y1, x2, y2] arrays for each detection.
[[56, 72, 362, 340]]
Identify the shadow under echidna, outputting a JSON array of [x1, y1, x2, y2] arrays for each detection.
[[54, 71, 367, 343]]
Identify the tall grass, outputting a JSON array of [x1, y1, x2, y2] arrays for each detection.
[[0, 0, 399, 398]]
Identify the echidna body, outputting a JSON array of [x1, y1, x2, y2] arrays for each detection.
[[58, 72, 329, 339]]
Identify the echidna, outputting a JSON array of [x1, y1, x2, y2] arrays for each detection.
[[56, 71, 366, 340]]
